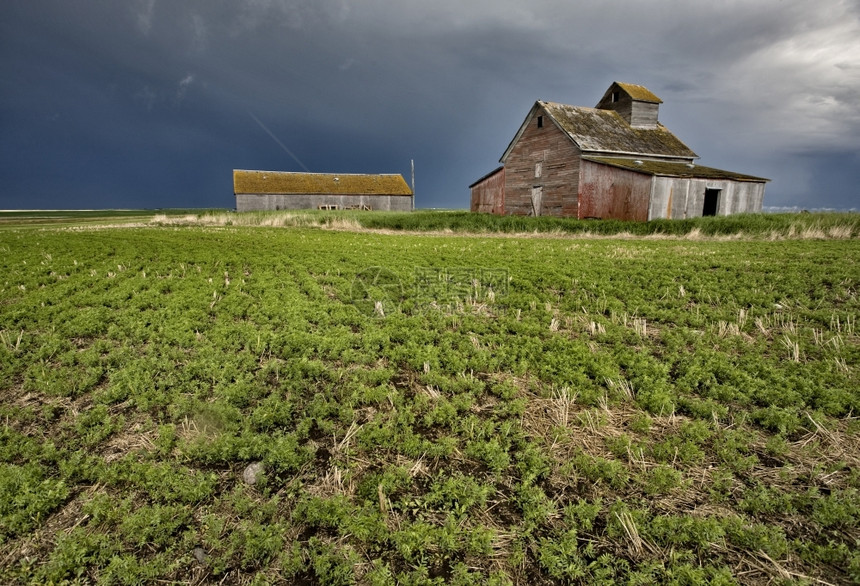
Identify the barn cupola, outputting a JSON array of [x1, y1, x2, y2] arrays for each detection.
[[596, 82, 662, 129]]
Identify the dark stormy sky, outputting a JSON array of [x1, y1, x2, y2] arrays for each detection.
[[1, 0, 859, 210]]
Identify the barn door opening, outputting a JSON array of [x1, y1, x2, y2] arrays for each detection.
[[531, 186, 543, 216], [703, 188, 720, 217]]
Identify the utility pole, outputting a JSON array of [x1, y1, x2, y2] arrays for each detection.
[[411, 159, 415, 211]]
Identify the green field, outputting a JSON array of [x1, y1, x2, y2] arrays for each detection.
[[1, 214, 858, 584], [0, 209, 225, 230]]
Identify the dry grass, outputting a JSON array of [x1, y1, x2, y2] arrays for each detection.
[[151, 211, 365, 232], [145, 212, 860, 242], [0, 329, 23, 352], [99, 418, 158, 463], [305, 465, 355, 499]]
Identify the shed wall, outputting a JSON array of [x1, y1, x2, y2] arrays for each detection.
[[504, 106, 582, 216], [649, 177, 766, 219], [579, 159, 652, 221], [236, 194, 414, 212], [470, 168, 505, 214], [649, 177, 689, 219]]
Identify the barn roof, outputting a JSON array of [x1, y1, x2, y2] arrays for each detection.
[[611, 82, 662, 104], [582, 157, 769, 182], [501, 101, 698, 162], [542, 101, 697, 159], [233, 170, 413, 196]]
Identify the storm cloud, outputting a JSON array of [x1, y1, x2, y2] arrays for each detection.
[[1, 0, 858, 209]]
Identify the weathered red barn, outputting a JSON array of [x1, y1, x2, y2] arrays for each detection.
[[470, 82, 768, 220]]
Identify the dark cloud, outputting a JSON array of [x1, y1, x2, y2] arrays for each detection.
[[1, 0, 858, 210]]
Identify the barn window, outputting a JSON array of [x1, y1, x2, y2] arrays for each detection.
[[611, 90, 620, 102], [537, 115, 543, 128], [535, 162, 542, 178]]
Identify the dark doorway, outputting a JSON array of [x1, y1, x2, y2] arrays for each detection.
[[703, 188, 720, 216]]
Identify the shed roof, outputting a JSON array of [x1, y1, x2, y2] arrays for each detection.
[[233, 170, 413, 196], [582, 157, 769, 182]]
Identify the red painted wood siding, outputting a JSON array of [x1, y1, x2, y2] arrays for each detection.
[[579, 159, 652, 221], [504, 105, 581, 217], [470, 167, 505, 214]]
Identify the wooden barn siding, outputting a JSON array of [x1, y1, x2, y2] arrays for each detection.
[[579, 160, 652, 221], [596, 93, 659, 128], [470, 168, 505, 214], [236, 194, 414, 212], [729, 182, 765, 214], [649, 178, 765, 219], [649, 177, 688, 219], [687, 180, 731, 218], [504, 107, 581, 217], [609, 100, 659, 128], [629, 102, 659, 128], [608, 100, 634, 125]]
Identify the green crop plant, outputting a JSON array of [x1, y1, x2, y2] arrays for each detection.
[[0, 463, 69, 539], [0, 215, 857, 583], [422, 472, 494, 518], [641, 464, 684, 495]]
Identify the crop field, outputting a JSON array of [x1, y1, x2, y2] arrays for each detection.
[[0, 214, 858, 584], [0, 210, 224, 230]]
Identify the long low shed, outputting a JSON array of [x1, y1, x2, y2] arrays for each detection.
[[234, 170, 414, 212], [580, 157, 767, 221]]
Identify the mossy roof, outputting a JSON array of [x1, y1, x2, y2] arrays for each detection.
[[582, 157, 770, 182], [536, 101, 698, 159], [614, 82, 662, 104], [233, 170, 413, 196]]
